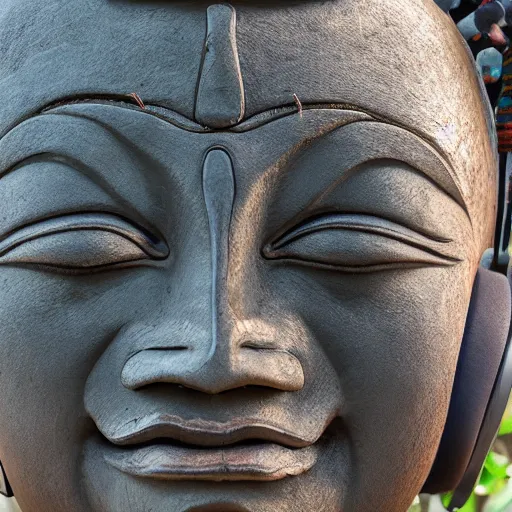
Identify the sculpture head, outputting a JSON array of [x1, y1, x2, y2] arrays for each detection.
[[0, 0, 500, 511]]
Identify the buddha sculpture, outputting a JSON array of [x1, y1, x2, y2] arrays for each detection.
[[0, 0, 511, 511]]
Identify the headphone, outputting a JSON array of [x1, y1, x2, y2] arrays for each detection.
[[420, 151, 512, 509], [414, 5, 512, 509]]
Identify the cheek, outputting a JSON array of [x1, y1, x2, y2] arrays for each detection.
[[0, 268, 157, 510], [268, 261, 472, 510]]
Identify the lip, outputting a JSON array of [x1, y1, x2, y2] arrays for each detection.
[[103, 413, 320, 448], [104, 442, 319, 481], [100, 414, 324, 481]]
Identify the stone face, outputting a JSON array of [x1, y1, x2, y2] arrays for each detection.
[[0, 1, 499, 512]]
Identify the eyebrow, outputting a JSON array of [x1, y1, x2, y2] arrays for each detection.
[[0, 111, 176, 238], [269, 116, 470, 220], [4, 97, 469, 218]]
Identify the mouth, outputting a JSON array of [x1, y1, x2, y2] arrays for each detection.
[[101, 415, 323, 482]]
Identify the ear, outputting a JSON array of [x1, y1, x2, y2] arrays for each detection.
[[421, 268, 512, 510]]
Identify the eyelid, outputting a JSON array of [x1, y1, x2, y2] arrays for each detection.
[[269, 214, 452, 250], [0, 213, 169, 259], [264, 213, 461, 268]]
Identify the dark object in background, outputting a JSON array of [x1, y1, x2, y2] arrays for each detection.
[[457, 1, 512, 39]]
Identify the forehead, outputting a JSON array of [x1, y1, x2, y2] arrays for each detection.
[[0, 0, 479, 130], [0, 0, 496, 234]]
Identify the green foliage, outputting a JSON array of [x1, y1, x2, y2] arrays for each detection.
[[441, 491, 477, 511], [498, 415, 512, 437], [440, 400, 512, 512]]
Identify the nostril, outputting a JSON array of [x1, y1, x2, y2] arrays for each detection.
[[239, 341, 279, 351], [145, 346, 188, 351], [237, 348, 305, 391], [121, 348, 196, 390], [217, 384, 281, 394]]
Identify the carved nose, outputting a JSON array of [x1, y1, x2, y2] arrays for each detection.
[[120, 148, 304, 394], [121, 345, 304, 393]]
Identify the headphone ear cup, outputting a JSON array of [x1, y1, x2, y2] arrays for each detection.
[[422, 268, 512, 506]]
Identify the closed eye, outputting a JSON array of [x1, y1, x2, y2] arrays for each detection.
[[263, 214, 462, 272], [0, 213, 169, 272]]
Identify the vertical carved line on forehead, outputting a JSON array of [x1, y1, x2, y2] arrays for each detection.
[[195, 4, 245, 129], [203, 149, 236, 242], [203, 148, 236, 360]]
